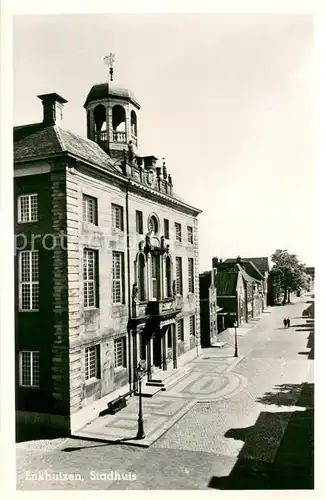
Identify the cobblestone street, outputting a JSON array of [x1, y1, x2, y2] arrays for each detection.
[[16, 296, 314, 490]]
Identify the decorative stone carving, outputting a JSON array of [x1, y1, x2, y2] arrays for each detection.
[[160, 235, 165, 248], [139, 241, 145, 251]]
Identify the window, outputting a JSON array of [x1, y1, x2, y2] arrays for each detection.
[[113, 252, 124, 303], [177, 319, 184, 341], [85, 345, 100, 380], [148, 215, 159, 234], [83, 195, 98, 224], [188, 258, 194, 293], [189, 315, 196, 337], [136, 210, 143, 234], [84, 249, 98, 308], [138, 253, 146, 301], [165, 256, 172, 298], [187, 226, 194, 244], [18, 194, 38, 223], [151, 254, 159, 300], [176, 257, 183, 295], [164, 219, 169, 239], [114, 337, 127, 368], [19, 251, 39, 311], [19, 351, 40, 387], [112, 204, 123, 230], [175, 222, 182, 242]]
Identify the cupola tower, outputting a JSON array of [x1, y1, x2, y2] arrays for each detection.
[[84, 57, 140, 158]]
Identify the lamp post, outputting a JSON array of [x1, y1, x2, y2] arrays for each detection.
[[135, 360, 146, 440], [234, 320, 239, 358]]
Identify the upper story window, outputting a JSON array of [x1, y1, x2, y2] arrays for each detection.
[[187, 226, 194, 244], [176, 257, 183, 295], [112, 204, 124, 230], [19, 351, 40, 387], [188, 258, 194, 293], [83, 195, 98, 225], [151, 254, 160, 300], [18, 194, 38, 223], [148, 215, 159, 235], [138, 253, 146, 301], [164, 219, 169, 239], [112, 251, 124, 304], [175, 222, 182, 242], [136, 210, 143, 234], [85, 345, 100, 380], [19, 250, 39, 311], [165, 255, 172, 298], [83, 249, 98, 309]]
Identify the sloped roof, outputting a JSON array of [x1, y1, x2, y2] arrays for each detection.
[[224, 257, 269, 273], [214, 271, 238, 296], [84, 83, 140, 109], [14, 124, 118, 172]]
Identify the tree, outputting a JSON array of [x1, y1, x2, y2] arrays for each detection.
[[270, 249, 307, 304]]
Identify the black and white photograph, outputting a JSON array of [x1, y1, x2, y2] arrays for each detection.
[[0, 0, 321, 494]]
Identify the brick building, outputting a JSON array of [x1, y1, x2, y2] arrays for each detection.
[[14, 84, 201, 434]]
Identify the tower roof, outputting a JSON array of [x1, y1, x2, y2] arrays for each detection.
[[84, 83, 140, 109]]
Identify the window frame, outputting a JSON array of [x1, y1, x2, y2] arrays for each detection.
[[19, 250, 39, 311], [85, 345, 100, 381], [114, 337, 127, 369], [18, 193, 38, 223], [188, 257, 194, 293], [175, 257, 183, 295], [83, 249, 98, 309], [177, 319, 184, 342], [112, 203, 124, 231], [189, 315, 196, 337], [112, 251, 124, 304], [164, 218, 170, 239], [83, 194, 98, 225], [175, 222, 182, 242], [187, 226, 194, 244], [19, 351, 40, 387], [136, 210, 144, 234]]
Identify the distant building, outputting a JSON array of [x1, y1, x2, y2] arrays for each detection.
[[14, 83, 202, 434], [199, 270, 226, 347]]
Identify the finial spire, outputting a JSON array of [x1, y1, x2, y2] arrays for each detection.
[[104, 53, 115, 81]]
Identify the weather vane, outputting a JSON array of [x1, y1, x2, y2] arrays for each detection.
[[104, 53, 115, 81]]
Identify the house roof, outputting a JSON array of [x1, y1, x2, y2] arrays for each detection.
[[84, 83, 140, 109], [14, 124, 123, 173], [214, 271, 238, 296], [224, 257, 269, 273]]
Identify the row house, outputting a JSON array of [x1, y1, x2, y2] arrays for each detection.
[[14, 83, 201, 434]]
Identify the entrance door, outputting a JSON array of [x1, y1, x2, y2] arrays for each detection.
[[153, 332, 162, 368]]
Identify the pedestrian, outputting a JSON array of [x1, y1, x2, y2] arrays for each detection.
[[287, 317, 291, 328], [283, 318, 287, 328]]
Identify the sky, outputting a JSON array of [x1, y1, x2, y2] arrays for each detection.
[[13, 13, 314, 272]]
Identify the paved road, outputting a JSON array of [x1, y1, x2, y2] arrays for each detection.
[[16, 296, 314, 490]]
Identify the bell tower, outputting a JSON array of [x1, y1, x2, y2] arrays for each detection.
[[83, 54, 141, 158]]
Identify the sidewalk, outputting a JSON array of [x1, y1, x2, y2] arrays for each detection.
[[72, 312, 268, 447]]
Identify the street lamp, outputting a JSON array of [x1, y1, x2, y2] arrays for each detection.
[[234, 320, 239, 358], [135, 360, 146, 440]]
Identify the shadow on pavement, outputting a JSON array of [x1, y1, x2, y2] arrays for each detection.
[[16, 423, 69, 443], [208, 382, 314, 490]]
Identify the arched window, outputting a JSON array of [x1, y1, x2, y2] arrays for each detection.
[[138, 253, 146, 301], [148, 215, 159, 235], [93, 105, 106, 143], [94, 105, 106, 131], [112, 105, 126, 143], [131, 110, 138, 137], [165, 255, 172, 298]]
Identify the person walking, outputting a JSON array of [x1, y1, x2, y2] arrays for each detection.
[[287, 317, 291, 328], [283, 318, 287, 328]]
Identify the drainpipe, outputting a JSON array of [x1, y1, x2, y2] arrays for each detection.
[[126, 180, 132, 393]]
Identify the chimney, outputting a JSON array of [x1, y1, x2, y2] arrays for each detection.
[[37, 93, 67, 126], [212, 257, 219, 269]]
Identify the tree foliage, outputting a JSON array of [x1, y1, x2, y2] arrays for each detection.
[[270, 249, 307, 303]]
